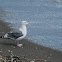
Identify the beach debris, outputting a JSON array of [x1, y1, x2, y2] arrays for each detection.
[[20, 57, 46, 62], [0, 50, 46, 62], [0, 55, 20, 62], [30, 60, 34, 62], [30, 60, 47, 62], [10, 51, 13, 54], [8, 50, 13, 55], [0, 55, 46, 62]]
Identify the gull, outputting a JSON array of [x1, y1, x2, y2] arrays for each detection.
[[1, 21, 30, 47]]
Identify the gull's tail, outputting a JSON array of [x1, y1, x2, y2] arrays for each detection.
[[0, 36, 10, 39]]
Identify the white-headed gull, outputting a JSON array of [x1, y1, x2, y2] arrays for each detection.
[[1, 21, 30, 47]]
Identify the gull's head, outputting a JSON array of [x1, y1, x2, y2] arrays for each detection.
[[21, 21, 30, 26]]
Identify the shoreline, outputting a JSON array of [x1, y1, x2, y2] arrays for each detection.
[[0, 20, 62, 62]]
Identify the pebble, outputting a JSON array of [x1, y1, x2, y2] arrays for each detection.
[[35, 47, 37, 49], [44, 60, 47, 62], [0, 55, 1, 56], [30, 60, 34, 62], [50, 54, 52, 56], [1, 49, 2, 50], [22, 47, 23, 48], [8, 50, 11, 52], [0, 51, 2, 53], [11, 45, 15, 48], [13, 47, 15, 48], [48, 56, 50, 58]]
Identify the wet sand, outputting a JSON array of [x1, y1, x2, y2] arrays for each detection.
[[0, 20, 62, 62]]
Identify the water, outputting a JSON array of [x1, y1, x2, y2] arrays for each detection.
[[0, 0, 62, 51]]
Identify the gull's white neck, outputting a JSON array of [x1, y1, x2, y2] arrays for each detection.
[[19, 24, 27, 36]]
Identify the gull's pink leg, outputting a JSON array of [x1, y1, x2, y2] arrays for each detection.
[[17, 41, 19, 46]]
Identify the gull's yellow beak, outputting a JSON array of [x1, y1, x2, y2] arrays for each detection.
[[27, 24, 30, 26]]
